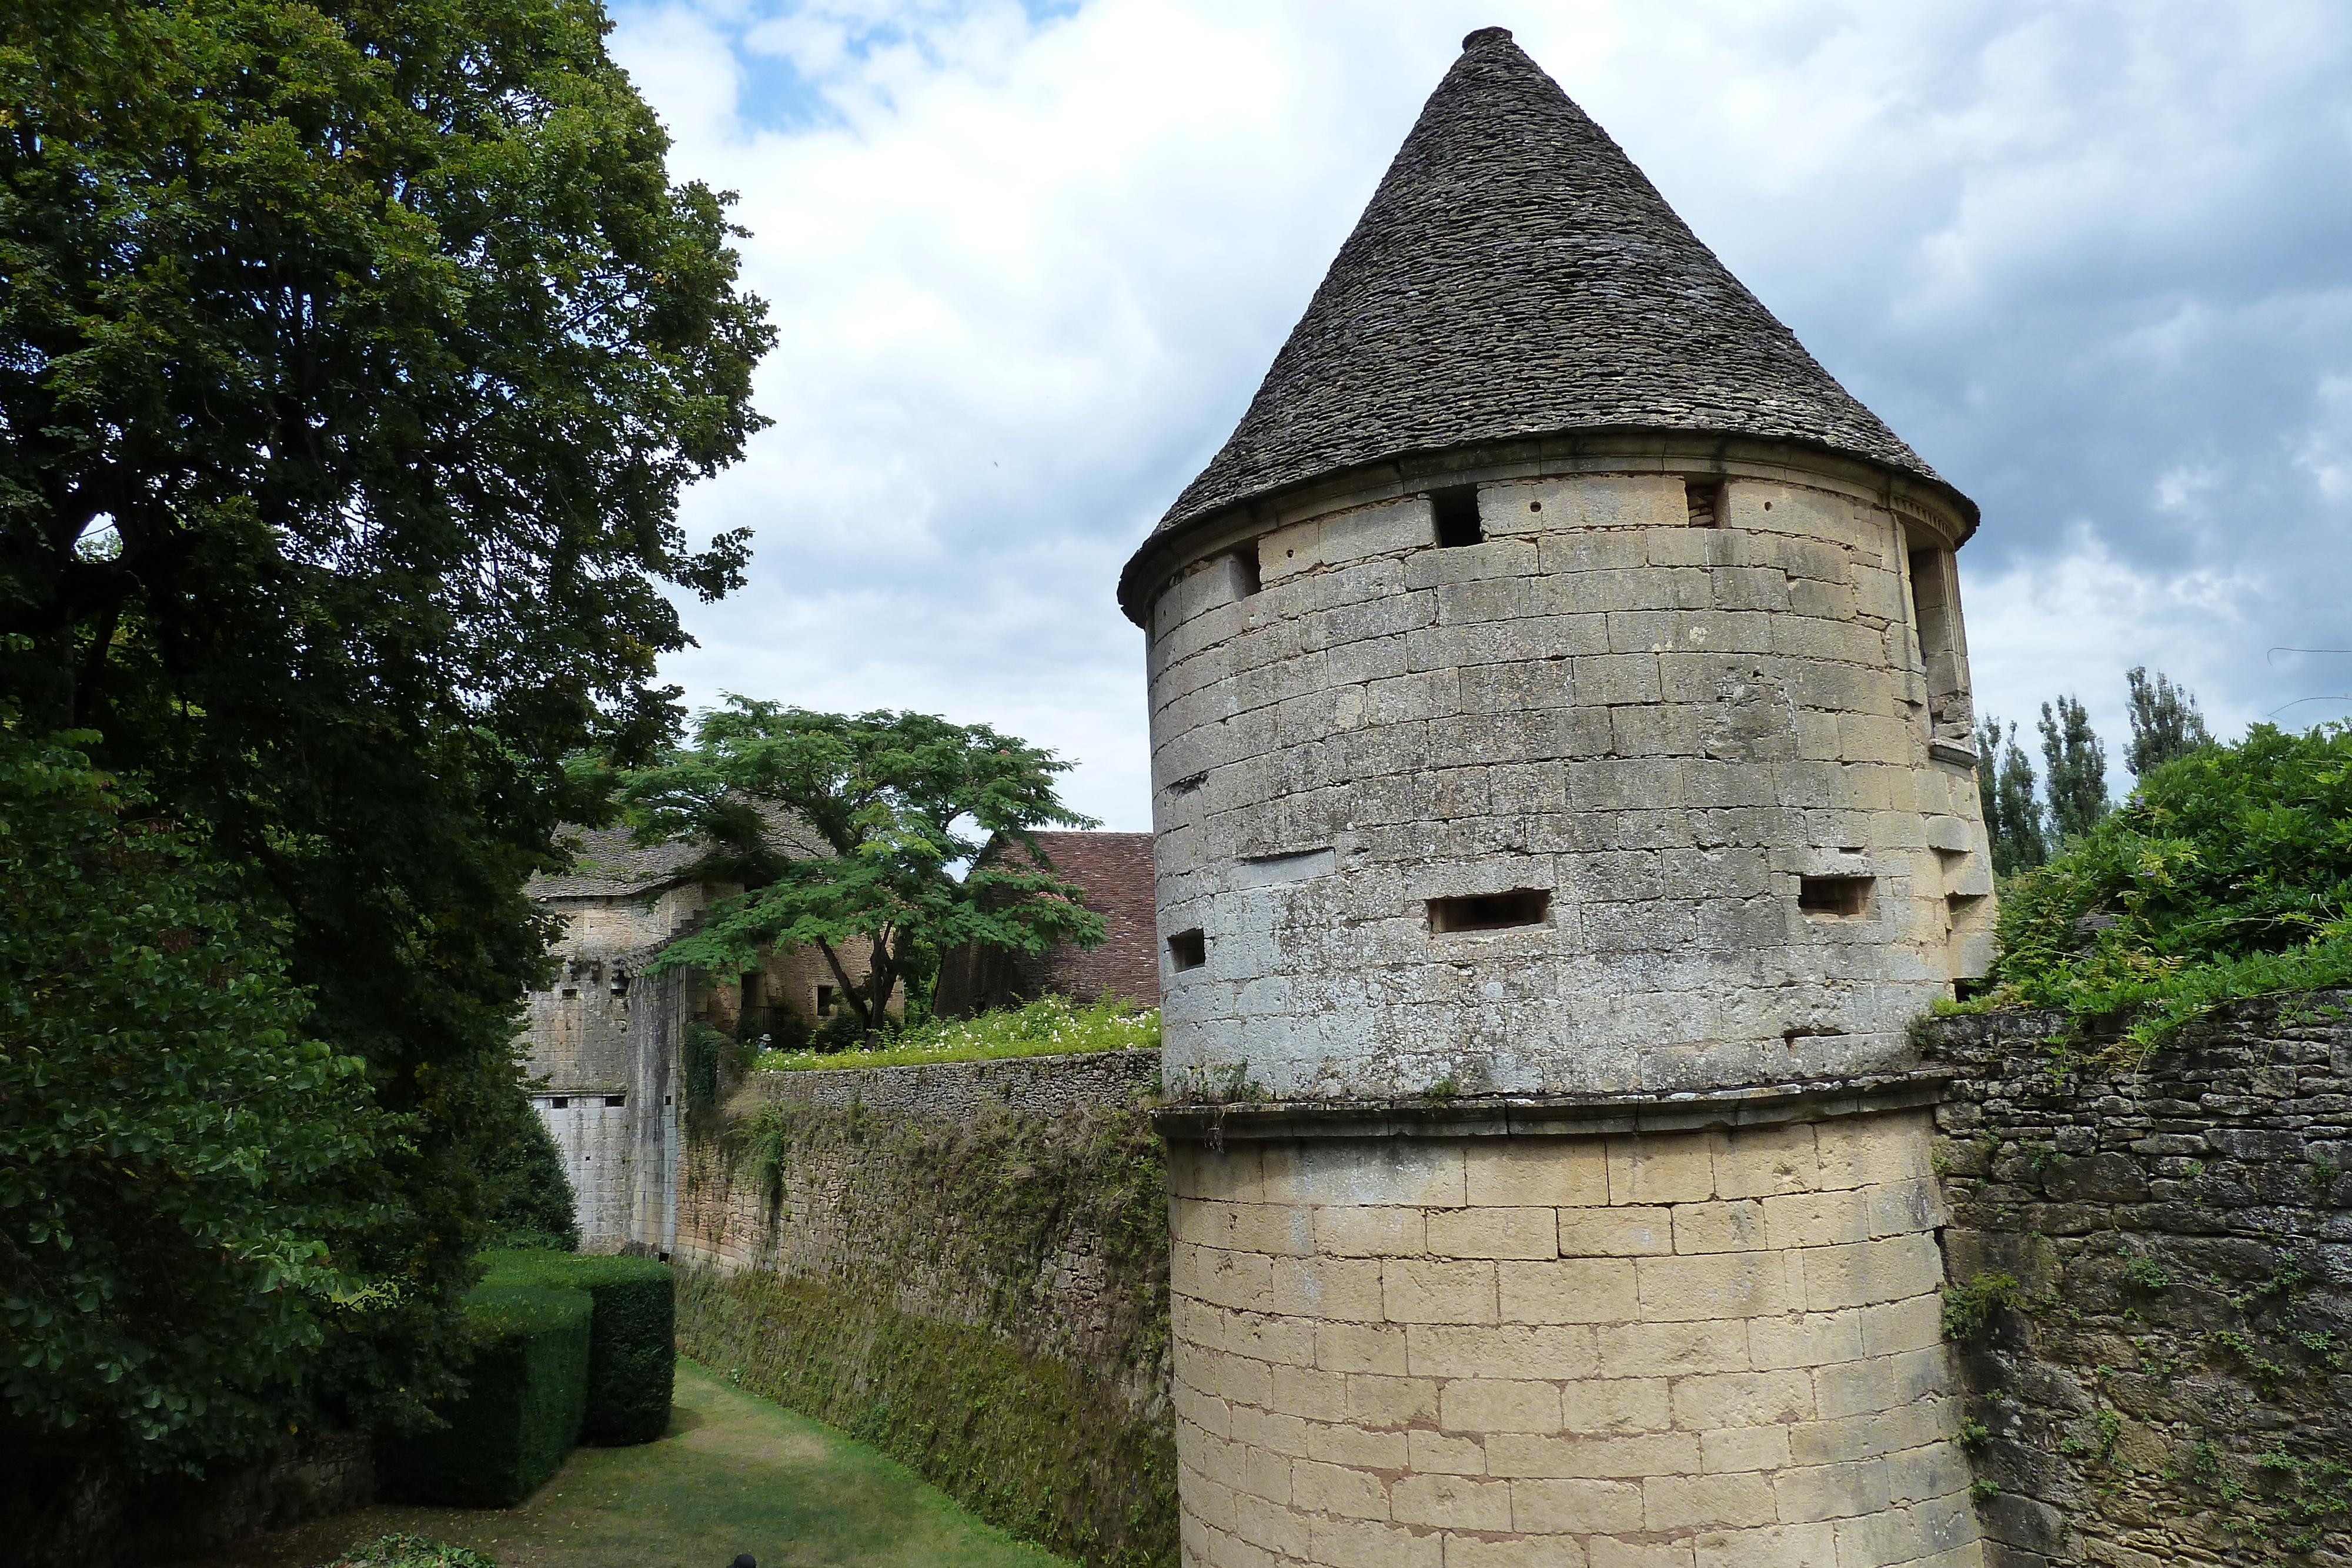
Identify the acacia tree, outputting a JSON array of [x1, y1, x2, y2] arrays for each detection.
[[0, 0, 771, 1444], [622, 702, 1109, 1037]]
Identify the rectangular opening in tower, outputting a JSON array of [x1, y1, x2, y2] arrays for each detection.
[[1167, 928, 1207, 970], [1798, 875, 1875, 918], [1430, 484, 1482, 547], [1225, 544, 1261, 599], [1906, 545, 1970, 741], [1427, 889, 1550, 933], [1685, 479, 1725, 527]]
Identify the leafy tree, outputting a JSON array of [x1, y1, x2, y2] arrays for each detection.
[[1, 723, 393, 1471], [622, 702, 1110, 1037], [2039, 694, 2110, 842], [1976, 717, 2046, 877], [473, 1094, 580, 1253], [2124, 666, 2214, 777], [0, 0, 771, 1442], [1979, 723, 2352, 1048]]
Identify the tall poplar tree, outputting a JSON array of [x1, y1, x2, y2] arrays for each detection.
[[1976, 717, 2047, 877], [2124, 666, 2214, 777], [1, 0, 773, 1452], [2039, 695, 2110, 842]]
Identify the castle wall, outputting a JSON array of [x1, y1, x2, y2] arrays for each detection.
[[1168, 1110, 1983, 1568], [1145, 443, 1993, 1102], [1920, 1001, 2352, 1568]]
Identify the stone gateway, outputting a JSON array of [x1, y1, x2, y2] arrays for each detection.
[[1125, 27, 1993, 1568]]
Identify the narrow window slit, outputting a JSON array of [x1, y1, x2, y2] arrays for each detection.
[[1798, 876, 1874, 918], [1167, 928, 1207, 971], [1431, 484, 1482, 547], [1225, 544, 1261, 599], [1685, 479, 1725, 527], [1428, 890, 1550, 934]]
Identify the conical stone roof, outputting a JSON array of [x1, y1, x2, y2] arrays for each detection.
[[1142, 26, 1967, 551]]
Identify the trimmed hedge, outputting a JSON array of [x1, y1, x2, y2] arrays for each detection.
[[479, 1249, 676, 1445], [378, 1283, 590, 1506]]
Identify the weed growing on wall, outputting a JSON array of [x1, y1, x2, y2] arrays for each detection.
[[751, 994, 1159, 1073]]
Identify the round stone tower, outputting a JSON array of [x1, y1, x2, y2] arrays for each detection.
[[1125, 28, 1992, 1568]]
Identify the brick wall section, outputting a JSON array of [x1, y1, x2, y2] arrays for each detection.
[[1168, 1111, 1984, 1568], [1018, 831, 1162, 1007], [1919, 999, 2352, 1568]]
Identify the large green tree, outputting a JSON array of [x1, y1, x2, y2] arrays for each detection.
[[0, 0, 770, 1446], [1, 723, 392, 1472], [621, 702, 1108, 1037]]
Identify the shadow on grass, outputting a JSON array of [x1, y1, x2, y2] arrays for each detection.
[[182, 1359, 1070, 1568]]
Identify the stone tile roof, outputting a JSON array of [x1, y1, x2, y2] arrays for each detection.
[[529, 806, 830, 900], [1145, 26, 1967, 549]]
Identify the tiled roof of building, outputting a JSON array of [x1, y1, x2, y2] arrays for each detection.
[[1142, 26, 1969, 551]]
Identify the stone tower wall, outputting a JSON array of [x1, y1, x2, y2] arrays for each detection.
[[1145, 440, 1993, 1102], [1169, 1109, 1982, 1568]]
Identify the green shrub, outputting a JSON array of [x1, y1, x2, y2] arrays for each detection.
[[323, 1534, 499, 1567], [479, 1250, 676, 1445], [377, 1284, 590, 1506], [1968, 723, 2352, 1049], [754, 993, 1159, 1072], [473, 1091, 579, 1252]]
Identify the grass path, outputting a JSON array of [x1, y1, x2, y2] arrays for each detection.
[[188, 1359, 1071, 1568]]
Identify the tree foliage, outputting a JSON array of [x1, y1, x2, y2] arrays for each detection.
[[0, 724, 393, 1470], [2124, 666, 2213, 777], [1976, 723, 2352, 1048], [0, 0, 771, 1453], [622, 702, 1108, 1036], [473, 1094, 579, 1253], [1976, 717, 2047, 877], [2038, 694, 2110, 842]]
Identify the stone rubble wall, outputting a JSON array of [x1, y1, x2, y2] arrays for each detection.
[[1920, 999, 2352, 1568], [667, 1047, 1177, 1566], [1167, 1108, 1984, 1568], [674, 1047, 1169, 1403]]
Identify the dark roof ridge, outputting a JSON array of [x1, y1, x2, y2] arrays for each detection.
[[1132, 26, 1971, 565]]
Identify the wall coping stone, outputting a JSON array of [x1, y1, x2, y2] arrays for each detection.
[[731, 1046, 1161, 1121]]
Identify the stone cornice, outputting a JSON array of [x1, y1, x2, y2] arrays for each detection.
[[1152, 1068, 1958, 1144]]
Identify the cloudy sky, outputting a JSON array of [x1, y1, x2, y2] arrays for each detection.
[[607, 0, 2352, 831]]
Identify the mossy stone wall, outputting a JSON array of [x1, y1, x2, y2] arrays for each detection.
[[672, 1049, 1174, 1567], [1919, 997, 2351, 1566]]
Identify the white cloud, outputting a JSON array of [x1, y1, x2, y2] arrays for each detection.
[[609, 0, 2352, 828]]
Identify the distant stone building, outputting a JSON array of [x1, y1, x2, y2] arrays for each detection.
[[934, 830, 1161, 1015], [520, 821, 1154, 1250], [1130, 28, 1993, 1568]]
